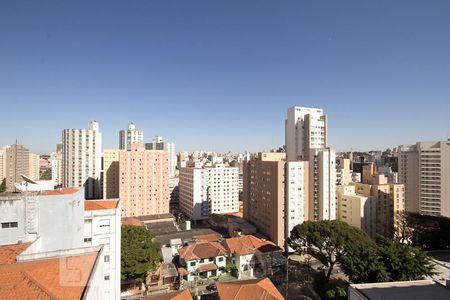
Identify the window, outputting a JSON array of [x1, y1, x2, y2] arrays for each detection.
[[84, 237, 92, 242], [190, 261, 196, 267], [104, 275, 110, 281], [1, 222, 18, 229], [218, 257, 224, 262], [104, 255, 110, 262]]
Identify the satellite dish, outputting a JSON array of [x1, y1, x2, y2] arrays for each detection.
[[20, 174, 37, 185]]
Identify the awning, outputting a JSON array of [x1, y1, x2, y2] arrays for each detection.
[[197, 263, 218, 272]]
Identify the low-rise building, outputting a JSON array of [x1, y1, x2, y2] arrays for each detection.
[[222, 235, 283, 279], [177, 241, 228, 281]]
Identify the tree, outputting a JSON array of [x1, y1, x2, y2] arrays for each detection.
[[121, 225, 161, 283], [339, 237, 388, 283], [288, 220, 370, 282], [377, 237, 436, 281]]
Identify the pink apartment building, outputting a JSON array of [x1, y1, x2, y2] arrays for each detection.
[[119, 144, 169, 217]]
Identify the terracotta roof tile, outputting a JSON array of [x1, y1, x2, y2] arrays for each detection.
[[40, 188, 79, 196], [193, 233, 221, 242], [223, 235, 278, 256], [0, 243, 32, 265], [0, 246, 99, 300], [84, 199, 119, 211], [144, 289, 192, 300], [122, 217, 143, 226], [178, 242, 228, 261], [217, 278, 285, 300], [197, 263, 218, 272]]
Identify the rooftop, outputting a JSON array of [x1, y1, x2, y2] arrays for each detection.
[[193, 233, 221, 242], [138, 213, 174, 222], [0, 243, 32, 265], [40, 188, 79, 196], [178, 241, 228, 261], [84, 199, 119, 211], [216, 277, 285, 300], [0, 243, 100, 300], [154, 228, 221, 246], [142, 289, 192, 300], [350, 280, 450, 300], [223, 235, 279, 256]]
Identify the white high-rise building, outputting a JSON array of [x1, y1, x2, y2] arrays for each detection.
[[285, 161, 309, 242], [49, 149, 63, 186], [119, 122, 144, 150], [285, 106, 336, 221], [145, 136, 176, 178], [208, 163, 239, 214], [62, 121, 102, 199], [179, 165, 209, 221], [286, 106, 327, 161], [398, 140, 450, 217]]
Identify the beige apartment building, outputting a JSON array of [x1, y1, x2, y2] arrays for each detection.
[[243, 153, 287, 247], [119, 144, 169, 217], [0, 144, 30, 192], [398, 140, 450, 217], [102, 149, 120, 199], [337, 185, 376, 238]]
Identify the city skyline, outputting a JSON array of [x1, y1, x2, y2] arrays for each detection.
[[1, 1, 450, 154]]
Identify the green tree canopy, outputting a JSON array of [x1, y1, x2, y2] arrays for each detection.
[[288, 220, 373, 282], [377, 237, 436, 282], [121, 225, 161, 283]]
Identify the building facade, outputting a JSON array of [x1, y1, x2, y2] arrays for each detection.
[[119, 144, 169, 217], [242, 153, 286, 247], [207, 163, 239, 214], [145, 136, 176, 178], [102, 149, 120, 199], [398, 141, 450, 217], [119, 122, 144, 150], [179, 166, 209, 221], [62, 121, 102, 199], [1, 144, 33, 192]]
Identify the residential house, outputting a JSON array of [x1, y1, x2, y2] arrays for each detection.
[[177, 241, 228, 281]]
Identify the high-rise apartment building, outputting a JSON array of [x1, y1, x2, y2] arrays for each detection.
[[179, 163, 239, 221], [337, 185, 376, 238], [145, 136, 176, 178], [285, 106, 336, 221], [179, 165, 209, 221], [49, 148, 63, 186], [119, 144, 169, 217], [398, 141, 450, 217], [28, 153, 40, 181], [1, 144, 35, 192], [208, 163, 239, 214], [119, 122, 144, 150], [102, 149, 120, 199], [62, 121, 102, 199], [285, 161, 309, 243], [243, 153, 287, 247]]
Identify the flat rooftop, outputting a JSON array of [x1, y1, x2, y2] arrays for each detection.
[[351, 280, 450, 300]]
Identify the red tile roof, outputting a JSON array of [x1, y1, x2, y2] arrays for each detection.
[[0, 243, 32, 265], [122, 217, 143, 226], [144, 289, 192, 300], [223, 235, 278, 256], [177, 267, 189, 276], [193, 233, 221, 242], [178, 242, 228, 261], [217, 278, 285, 300], [40, 188, 79, 196], [197, 263, 218, 272], [0, 246, 100, 300], [84, 199, 119, 211]]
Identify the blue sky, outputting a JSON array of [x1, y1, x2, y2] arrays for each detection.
[[1, 0, 449, 154]]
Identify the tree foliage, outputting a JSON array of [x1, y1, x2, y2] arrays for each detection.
[[407, 213, 450, 250], [377, 237, 436, 281], [121, 225, 161, 283], [288, 220, 373, 282], [288, 220, 436, 284]]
